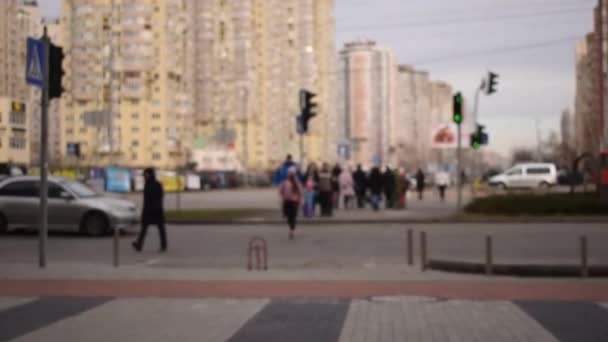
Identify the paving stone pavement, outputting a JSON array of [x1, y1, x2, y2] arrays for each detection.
[[1, 296, 608, 342]]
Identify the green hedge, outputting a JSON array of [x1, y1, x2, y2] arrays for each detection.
[[464, 193, 608, 215]]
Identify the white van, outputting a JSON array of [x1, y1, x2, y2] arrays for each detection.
[[489, 163, 558, 189]]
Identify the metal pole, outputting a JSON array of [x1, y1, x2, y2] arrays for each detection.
[[420, 231, 427, 271], [485, 235, 493, 275], [113, 227, 119, 267], [407, 229, 413, 265], [106, 0, 115, 165], [472, 85, 482, 196], [457, 121, 462, 210], [39, 27, 50, 268], [580, 235, 588, 278], [299, 133, 304, 165]]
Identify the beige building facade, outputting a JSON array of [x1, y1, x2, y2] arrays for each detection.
[[190, 0, 336, 170], [0, 0, 41, 167], [60, 0, 193, 169]]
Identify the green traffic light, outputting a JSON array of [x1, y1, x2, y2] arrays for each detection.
[[453, 113, 462, 123]]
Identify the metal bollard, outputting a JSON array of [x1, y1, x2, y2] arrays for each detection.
[[407, 229, 414, 266], [580, 236, 588, 278], [247, 237, 268, 271], [113, 228, 120, 267], [485, 235, 493, 275], [420, 231, 427, 271]]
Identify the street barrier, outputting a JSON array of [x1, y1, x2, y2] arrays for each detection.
[[247, 236, 268, 271], [407, 229, 414, 266], [113, 228, 120, 267], [485, 235, 493, 275], [580, 235, 588, 278], [420, 231, 427, 271]]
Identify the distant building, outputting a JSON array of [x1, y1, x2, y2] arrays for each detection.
[[575, 33, 602, 157], [60, 0, 194, 169], [189, 0, 337, 170], [560, 108, 574, 151], [338, 39, 397, 167]]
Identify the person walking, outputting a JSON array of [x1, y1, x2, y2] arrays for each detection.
[[415, 168, 426, 200], [302, 163, 319, 217], [331, 164, 342, 209], [279, 167, 303, 240], [435, 169, 450, 201], [383, 166, 396, 209], [339, 166, 355, 209], [353, 164, 367, 209], [132, 168, 167, 252], [394, 168, 408, 209], [318, 163, 333, 217], [368, 166, 384, 211]]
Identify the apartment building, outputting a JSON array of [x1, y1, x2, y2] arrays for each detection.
[[338, 39, 397, 168], [60, 0, 193, 169], [190, 0, 336, 170], [575, 34, 602, 157], [0, 0, 41, 167]]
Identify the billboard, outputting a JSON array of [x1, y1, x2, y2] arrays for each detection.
[[431, 123, 471, 149]]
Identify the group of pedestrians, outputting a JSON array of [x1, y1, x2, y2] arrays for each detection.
[[276, 154, 455, 239]]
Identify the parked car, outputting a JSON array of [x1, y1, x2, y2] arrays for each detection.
[[488, 163, 557, 189], [557, 169, 584, 186], [0, 176, 139, 236]]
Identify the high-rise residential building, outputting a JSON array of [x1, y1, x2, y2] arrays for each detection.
[[395, 64, 453, 169], [0, 0, 41, 168], [190, 0, 336, 170], [560, 108, 575, 152], [574, 34, 601, 157], [60, 0, 193, 169], [338, 39, 397, 168]]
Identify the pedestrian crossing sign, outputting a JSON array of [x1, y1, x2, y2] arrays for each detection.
[[26, 37, 44, 87]]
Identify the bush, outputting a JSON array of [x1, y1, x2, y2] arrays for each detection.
[[465, 192, 608, 215]]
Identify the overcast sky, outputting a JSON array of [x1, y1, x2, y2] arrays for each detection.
[[39, 0, 595, 157]]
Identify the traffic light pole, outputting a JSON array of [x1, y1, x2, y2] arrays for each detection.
[[472, 84, 482, 197], [39, 27, 50, 268], [457, 121, 462, 210]]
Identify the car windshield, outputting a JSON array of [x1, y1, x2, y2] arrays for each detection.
[[61, 180, 98, 198]]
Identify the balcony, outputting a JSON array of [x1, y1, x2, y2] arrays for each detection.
[[121, 82, 147, 99], [117, 57, 155, 72]]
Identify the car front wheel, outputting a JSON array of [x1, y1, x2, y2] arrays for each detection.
[[81, 212, 109, 237]]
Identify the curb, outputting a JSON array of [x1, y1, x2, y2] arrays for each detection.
[[165, 215, 608, 225], [428, 259, 608, 277]]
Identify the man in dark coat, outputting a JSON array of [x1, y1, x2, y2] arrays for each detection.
[[353, 164, 367, 208], [331, 163, 342, 209], [383, 167, 396, 209], [415, 168, 426, 200], [133, 168, 167, 252], [367, 166, 384, 211]]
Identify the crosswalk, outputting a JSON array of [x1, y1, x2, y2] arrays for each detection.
[[1, 297, 607, 342]]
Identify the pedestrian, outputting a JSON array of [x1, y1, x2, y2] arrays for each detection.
[[318, 163, 333, 217], [339, 165, 355, 209], [353, 164, 367, 208], [368, 166, 384, 211], [331, 163, 342, 209], [272, 154, 298, 185], [435, 168, 450, 201], [302, 163, 319, 217], [132, 168, 167, 252], [279, 167, 304, 240], [394, 168, 408, 209], [415, 168, 426, 200], [383, 166, 396, 209]]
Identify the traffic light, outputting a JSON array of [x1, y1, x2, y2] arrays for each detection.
[[487, 72, 499, 95], [453, 92, 463, 124], [470, 124, 488, 149], [49, 42, 64, 99], [299, 89, 317, 133]]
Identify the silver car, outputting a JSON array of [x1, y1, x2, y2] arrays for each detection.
[[0, 176, 139, 236]]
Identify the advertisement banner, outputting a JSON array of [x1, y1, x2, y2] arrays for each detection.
[[159, 171, 185, 192], [105, 167, 131, 193], [430, 123, 472, 149], [186, 173, 201, 190]]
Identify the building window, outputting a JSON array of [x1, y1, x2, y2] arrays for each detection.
[[152, 152, 161, 160], [131, 127, 139, 133], [151, 127, 161, 132], [9, 131, 26, 149], [9, 111, 25, 125], [152, 113, 161, 119], [131, 113, 139, 119]]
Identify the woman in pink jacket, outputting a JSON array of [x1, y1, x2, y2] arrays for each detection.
[[279, 167, 304, 240]]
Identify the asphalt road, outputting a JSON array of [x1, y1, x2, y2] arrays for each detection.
[[2, 223, 607, 271]]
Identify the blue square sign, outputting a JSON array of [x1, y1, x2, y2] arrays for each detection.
[[26, 37, 44, 87]]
